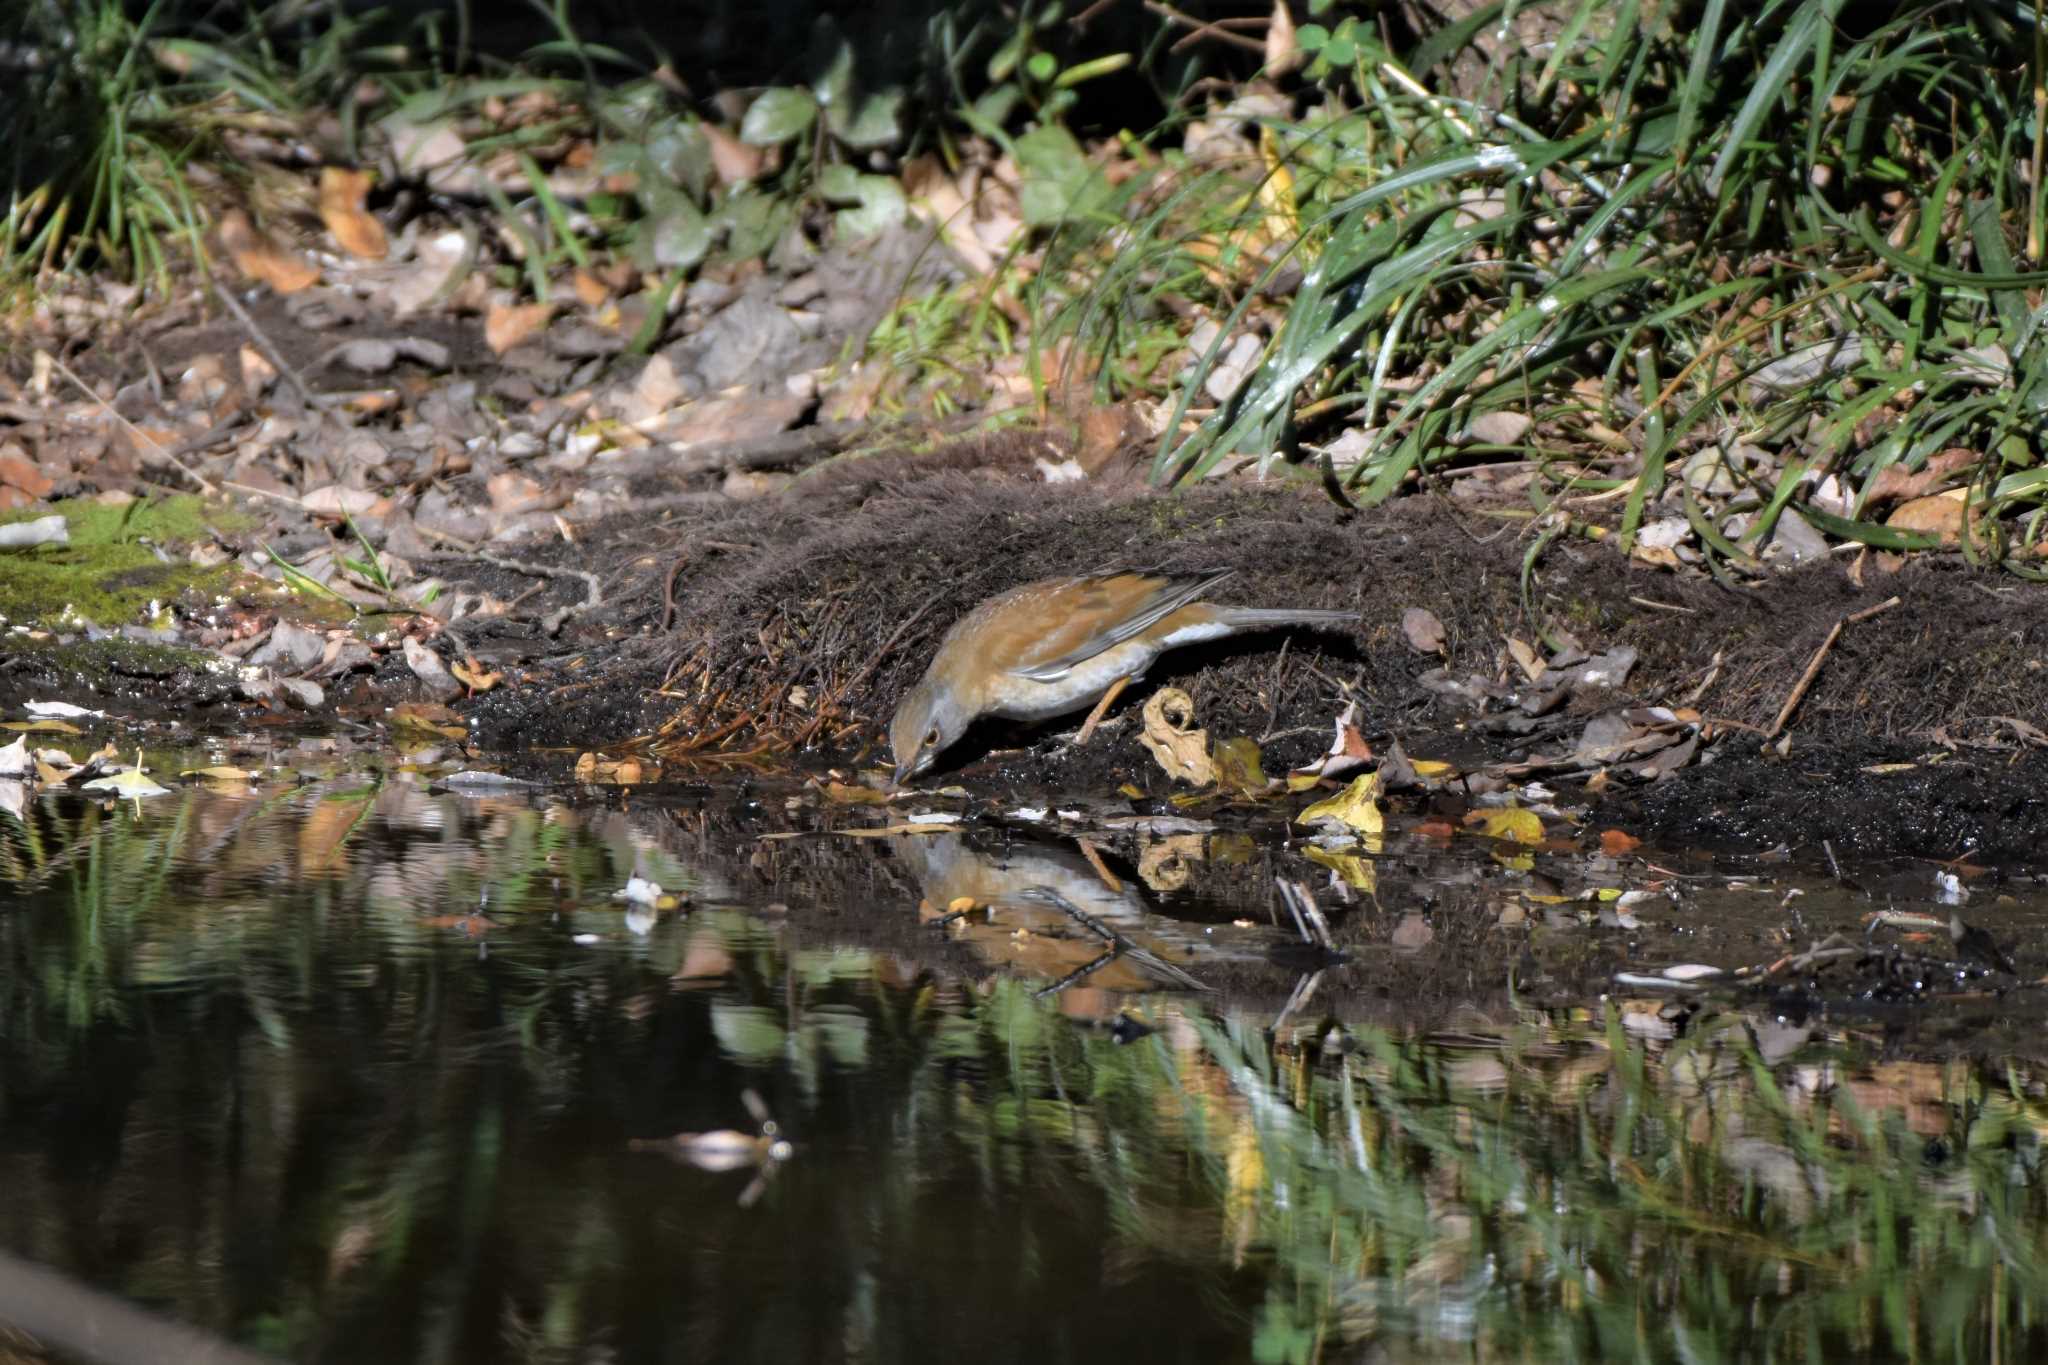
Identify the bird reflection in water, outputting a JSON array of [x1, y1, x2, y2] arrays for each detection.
[[893, 833, 1212, 994]]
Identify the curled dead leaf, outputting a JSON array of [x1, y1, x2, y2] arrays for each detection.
[[1139, 687, 1213, 786]]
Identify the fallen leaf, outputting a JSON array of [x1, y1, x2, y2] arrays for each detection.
[[1466, 807, 1543, 844], [1295, 772, 1384, 836], [1886, 490, 1966, 543], [218, 209, 320, 293], [1401, 607, 1446, 654], [1212, 736, 1269, 795], [485, 300, 555, 355], [318, 166, 389, 259], [1599, 828, 1642, 855], [1139, 687, 1213, 786], [450, 658, 503, 693]]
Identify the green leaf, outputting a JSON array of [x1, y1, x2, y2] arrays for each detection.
[[1297, 23, 1330, 51], [817, 163, 861, 203], [827, 88, 905, 150], [648, 197, 713, 269], [835, 174, 908, 241], [1026, 50, 1059, 83], [646, 118, 711, 199], [739, 87, 817, 145], [1014, 123, 1112, 226]]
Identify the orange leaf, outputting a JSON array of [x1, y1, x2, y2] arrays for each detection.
[[319, 167, 389, 260], [218, 209, 319, 293], [1599, 829, 1642, 855]]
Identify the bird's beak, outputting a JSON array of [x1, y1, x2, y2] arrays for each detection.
[[891, 754, 917, 788]]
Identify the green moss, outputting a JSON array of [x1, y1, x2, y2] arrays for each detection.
[[0, 495, 262, 629], [2, 635, 221, 689]]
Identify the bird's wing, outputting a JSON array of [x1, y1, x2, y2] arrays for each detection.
[[1007, 570, 1233, 682]]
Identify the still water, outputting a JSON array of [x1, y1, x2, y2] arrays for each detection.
[[2, 743, 2047, 1363]]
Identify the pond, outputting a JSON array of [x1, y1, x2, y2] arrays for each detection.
[[2, 738, 2046, 1363]]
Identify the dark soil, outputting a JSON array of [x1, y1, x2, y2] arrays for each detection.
[[455, 429, 2048, 867]]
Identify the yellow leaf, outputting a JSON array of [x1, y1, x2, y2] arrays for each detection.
[[1470, 807, 1544, 844], [1410, 759, 1456, 778], [179, 765, 258, 783], [1295, 772, 1383, 835], [2, 719, 81, 734], [1212, 736, 1268, 795], [1305, 844, 1378, 892]]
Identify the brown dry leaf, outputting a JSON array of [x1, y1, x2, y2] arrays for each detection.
[[1264, 0, 1302, 74], [823, 781, 886, 806], [571, 270, 612, 307], [574, 752, 648, 784], [319, 167, 388, 259], [1506, 636, 1545, 682], [1401, 606, 1446, 654], [1864, 447, 1977, 507], [389, 702, 466, 739], [1137, 833, 1205, 892], [1139, 687, 1214, 786], [1286, 700, 1374, 788], [450, 658, 503, 693], [299, 799, 365, 873], [484, 300, 555, 355], [218, 209, 319, 293], [1886, 490, 1966, 543], [704, 121, 766, 186], [238, 344, 278, 397], [1599, 828, 1643, 855], [0, 448, 54, 500]]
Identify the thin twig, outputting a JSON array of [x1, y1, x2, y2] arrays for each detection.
[[1764, 597, 1902, 739], [48, 356, 219, 495]]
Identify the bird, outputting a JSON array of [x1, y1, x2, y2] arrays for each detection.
[[889, 569, 1357, 783]]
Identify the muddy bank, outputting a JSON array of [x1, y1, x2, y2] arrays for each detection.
[[454, 435, 2048, 865]]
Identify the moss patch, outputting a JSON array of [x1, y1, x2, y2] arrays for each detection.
[[0, 494, 258, 629]]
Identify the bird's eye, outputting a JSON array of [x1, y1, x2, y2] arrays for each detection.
[[924, 727, 941, 748]]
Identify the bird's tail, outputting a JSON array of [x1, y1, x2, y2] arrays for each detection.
[[1216, 607, 1359, 631]]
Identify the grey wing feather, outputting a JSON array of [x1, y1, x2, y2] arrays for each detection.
[[1010, 570, 1234, 682]]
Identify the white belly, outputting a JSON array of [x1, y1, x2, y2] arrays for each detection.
[[987, 621, 1236, 722]]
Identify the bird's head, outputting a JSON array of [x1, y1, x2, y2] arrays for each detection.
[[889, 677, 972, 786]]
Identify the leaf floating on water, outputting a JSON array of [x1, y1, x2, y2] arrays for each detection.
[[1467, 807, 1543, 845], [1295, 772, 1384, 837], [1212, 737, 1269, 795], [82, 750, 170, 799]]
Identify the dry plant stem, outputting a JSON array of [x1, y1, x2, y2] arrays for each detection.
[[208, 278, 324, 411], [48, 356, 219, 495], [1630, 265, 1885, 436], [1073, 674, 1132, 746], [1764, 595, 1903, 739], [474, 551, 603, 636], [1074, 836, 1123, 894], [1143, 0, 1267, 52], [793, 596, 940, 749]]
